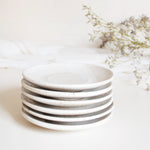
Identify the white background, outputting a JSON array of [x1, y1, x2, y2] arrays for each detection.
[[0, 0, 150, 45]]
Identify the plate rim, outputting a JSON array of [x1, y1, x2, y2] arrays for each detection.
[[22, 79, 113, 99], [22, 110, 112, 131], [22, 103, 114, 122], [22, 63, 113, 91], [21, 89, 113, 106], [22, 96, 113, 115]]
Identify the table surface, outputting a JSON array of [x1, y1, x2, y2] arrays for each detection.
[[0, 45, 150, 150], [0, 67, 150, 150]]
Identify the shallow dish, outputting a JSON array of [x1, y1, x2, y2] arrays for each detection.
[[22, 103, 113, 122], [23, 63, 113, 91], [22, 110, 112, 131], [22, 88, 113, 106], [22, 79, 112, 99], [22, 95, 113, 115]]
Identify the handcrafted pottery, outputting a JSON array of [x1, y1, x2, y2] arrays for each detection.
[[22, 89, 113, 106], [22, 79, 112, 99], [23, 63, 113, 91], [22, 110, 112, 131], [22, 103, 114, 122], [22, 95, 113, 115]]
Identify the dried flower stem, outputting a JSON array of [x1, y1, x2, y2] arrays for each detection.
[[83, 5, 150, 91]]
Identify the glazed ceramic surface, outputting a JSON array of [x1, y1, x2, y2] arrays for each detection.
[[22, 89, 113, 106], [22, 103, 114, 122], [22, 95, 113, 115], [23, 63, 113, 91], [22, 110, 112, 131], [22, 79, 112, 99]]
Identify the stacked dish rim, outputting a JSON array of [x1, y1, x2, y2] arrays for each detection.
[[21, 63, 114, 131]]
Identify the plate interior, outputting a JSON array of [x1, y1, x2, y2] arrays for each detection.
[[23, 64, 113, 86]]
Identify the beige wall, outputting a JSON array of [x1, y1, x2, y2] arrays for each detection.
[[0, 0, 150, 45]]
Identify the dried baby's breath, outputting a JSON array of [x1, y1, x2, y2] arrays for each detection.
[[83, 5, 150, 90]]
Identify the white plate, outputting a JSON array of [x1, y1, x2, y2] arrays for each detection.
[[22, 95, 113, 115], [23, 63, 113, 91], [22, 89, 113, 106], [22, 80, 112, 99], [22, 103, 114, 122], [22, 110, 112, 131]]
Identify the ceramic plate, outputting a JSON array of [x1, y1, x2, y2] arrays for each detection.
[[23, 63, 113, 91], [22, 88, 113, 106], [22, 110, 112, 131], [22, 103, 114, 122], [22, 95, 113, 115], [22, 80, 112, 99]]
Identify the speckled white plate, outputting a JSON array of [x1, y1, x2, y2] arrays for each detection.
[[22, 110, 112, 131], [23, 63, 113, 91], [22, 95, 113, 115], [22, 79, 112, 99], [22, 88, 113, 107], [22, 103, 114, 122]]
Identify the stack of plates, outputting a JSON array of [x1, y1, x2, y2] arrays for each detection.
[[21, 63, 114, 131]]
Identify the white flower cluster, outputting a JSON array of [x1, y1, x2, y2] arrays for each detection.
[[83, 5, 150, 91]]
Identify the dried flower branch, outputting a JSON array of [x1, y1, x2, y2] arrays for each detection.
[[83, 5, 150, 91]]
